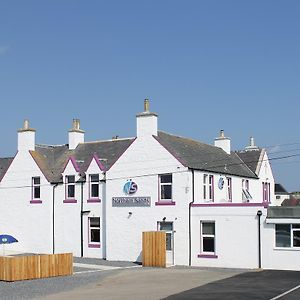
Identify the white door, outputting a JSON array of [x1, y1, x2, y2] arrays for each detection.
[[158, 222, 174, 266]]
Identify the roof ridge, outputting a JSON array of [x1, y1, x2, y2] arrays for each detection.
[[79, 137, 135, 144], [36, 144, 68, 148]]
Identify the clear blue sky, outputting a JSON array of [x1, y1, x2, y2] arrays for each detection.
[[0, 1, 299, 191]]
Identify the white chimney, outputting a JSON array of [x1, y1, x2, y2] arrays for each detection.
[[214, 130, 231, 154], [245, 136, 259, 151], [68, 119, 84, 150], [18, 119, 36, 151], [136, 99, 158, 137]]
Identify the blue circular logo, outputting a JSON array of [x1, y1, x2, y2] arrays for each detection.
[[218, 177, 224, 190], [123, 180, 138, 195]]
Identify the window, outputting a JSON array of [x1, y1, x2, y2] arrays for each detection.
[[159, 174, 172, 201], [204, 174, 214, 201], [89, 217, 100, 247], [242, 179, 252, 202], [227, 177, 232, 202], [66, 175, 75, 199], [158, 222, 173, 251], [275, 224, 300, 248], [201, 222, 215, 254], [263, 182, 271, 203], [32, 177, 40, 199], [89, 174, 99, 199]]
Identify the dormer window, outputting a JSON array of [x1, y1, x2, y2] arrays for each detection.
[[66, 175, 75, 199]]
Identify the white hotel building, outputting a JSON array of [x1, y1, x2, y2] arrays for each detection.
[[0, 100, 299, 270]]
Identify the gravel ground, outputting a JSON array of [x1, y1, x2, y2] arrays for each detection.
[[73, 257, 140, 267]]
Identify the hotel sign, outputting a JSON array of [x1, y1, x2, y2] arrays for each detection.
[[112, 197, 151, 207]]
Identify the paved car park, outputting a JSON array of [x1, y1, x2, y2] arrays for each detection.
[[0, 257, 299, 300]]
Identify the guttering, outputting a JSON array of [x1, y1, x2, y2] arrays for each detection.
[[188, 169, 195, 266], [52, 182, 59, 254], [257, 210, 262, 269]]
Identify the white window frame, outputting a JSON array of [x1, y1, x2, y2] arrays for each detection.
[[227, 177, 232, 202], [200, 221, 216, 255], [89, 174, 99, 199], [32, 176, 41, 200], [88, 217, 101, 246], [65, 175, 75, 199], [203, 174, 214, 202], [275, 224, 300, 249], [263, 182, 271, 203], [242, 179, 252, 202], [159, 174, 173, 202]]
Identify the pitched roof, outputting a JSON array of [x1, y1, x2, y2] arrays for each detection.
[[0, 157, 14, 181], [275, 183, 289, 194], [235, 149, 263, 175], [30, 138, 135, 183], [155, 131, 257, 178]]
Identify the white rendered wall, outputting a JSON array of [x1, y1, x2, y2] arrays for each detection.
[[262, 221, 300, 271], [106, 136, 190, 265], [18, 131, 35, 151], [136, 115, 158, 137], [0, 151, 53, 254], [191, 206, 266, 269]]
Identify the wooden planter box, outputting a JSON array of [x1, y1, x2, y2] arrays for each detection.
[[0, 253, 73, 281]]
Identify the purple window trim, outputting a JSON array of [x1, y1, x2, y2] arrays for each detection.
[[30, 200, 43, 204], [192, 202, 268, 207], [155, 201, 176, 206], [87, 198, 101, 203], [92, 153, 106, 171], [63, 199, 78, 203], [62, 156, 80, 173], [198, 254, 218, 259], [88, 243, 101, 248]]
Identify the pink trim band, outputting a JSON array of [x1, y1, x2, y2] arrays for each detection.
[[88, 244, 101, 248], [155, 201, 176, 206], [87, 198, 101, 203], [198, 254, 218, 259], [63, 199, 77, 203], [192, 202, 267, 207], [30, 200, 43, 204]]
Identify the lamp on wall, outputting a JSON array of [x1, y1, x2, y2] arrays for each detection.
[[162, 217, 166, 222]]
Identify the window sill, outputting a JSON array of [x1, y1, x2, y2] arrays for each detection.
[[88, 244, 101, 248], [63, 199, 77, 203], [30, 200, 43, 204], [87, 198, 101, 203], [274, 247, 300, 251], [155, 201, 176, 206], [198, 254, 218, 259]]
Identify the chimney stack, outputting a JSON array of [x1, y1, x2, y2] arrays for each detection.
[[18, 119, 36, 152], [214, 129, 231, 154], [136, 99, 158, 137], [68, 119, 84, 150]]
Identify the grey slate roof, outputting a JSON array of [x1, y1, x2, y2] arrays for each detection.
[[155, 131, 257, 178], [0, 157, 14, 181], [235, 149, 263, 175], [31, 138, 135, 183], [267, 206, 300, 218]]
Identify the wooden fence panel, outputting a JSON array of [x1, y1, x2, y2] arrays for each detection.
[[0, 253, 73, 281], [142, 231, 166, 267]]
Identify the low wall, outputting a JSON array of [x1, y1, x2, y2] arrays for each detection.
[[0, 253, 73, 281]]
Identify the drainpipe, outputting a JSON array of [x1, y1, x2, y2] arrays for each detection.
[[52, 183, 59, 254], [188, 169, 195, 266], [257, 210, 262, 269]]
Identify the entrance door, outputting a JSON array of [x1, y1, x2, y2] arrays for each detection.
[[158, 222, 174, 266]]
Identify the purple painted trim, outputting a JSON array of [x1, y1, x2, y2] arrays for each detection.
[[198, 254, 218, 259], [30, 200, 43, 204], [106, 138, 137, 171], [63, 199, 78, 203], [152, 135, 187, 167], [88, 244, 101, 248], [62, 156, 80, 173], [87, 198, 101, 203], [92, 153, 106, 171], [155, 201, 176, 206], [192, 202, 267, 207]]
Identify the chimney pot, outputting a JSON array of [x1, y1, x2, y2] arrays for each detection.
[[220, 130, 225, 138], [144, 99, 150, 112]]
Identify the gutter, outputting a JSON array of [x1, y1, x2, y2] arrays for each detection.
[[188, 169, 195, 266]]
